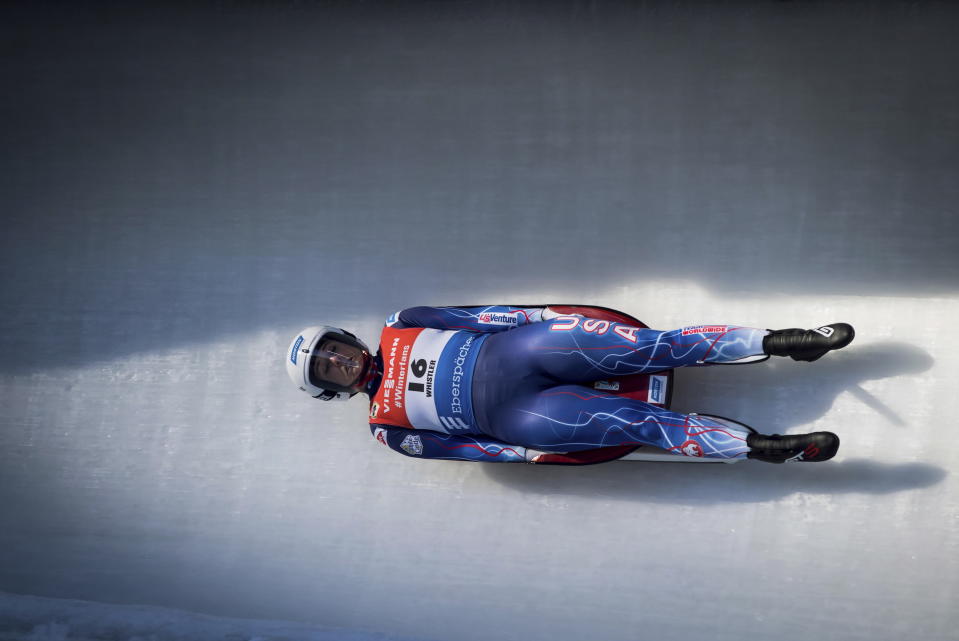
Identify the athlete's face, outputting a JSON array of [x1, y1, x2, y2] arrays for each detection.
[[310, 337, 369, 391]]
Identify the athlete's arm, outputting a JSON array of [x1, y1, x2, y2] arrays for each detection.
[[370, 425, 532, 463], [384, 306, 550, 332]]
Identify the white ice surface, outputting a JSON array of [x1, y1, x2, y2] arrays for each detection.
[[1, 284, 957, 641], [2, 4, 958, 641]]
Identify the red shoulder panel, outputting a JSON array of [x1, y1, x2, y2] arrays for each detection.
[[548, 305, 648, 329], [532, 445, 640, 465]]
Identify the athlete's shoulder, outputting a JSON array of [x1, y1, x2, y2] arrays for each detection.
[[383, 307, 440, 329]]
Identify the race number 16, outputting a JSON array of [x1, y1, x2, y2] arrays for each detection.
[[408, 358, 428, 392]]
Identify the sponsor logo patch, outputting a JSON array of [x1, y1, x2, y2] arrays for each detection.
[[786, 442, 821, 463], [290, 336, 304, 365], [813, 326, 835, 338], [680, 440, 704, 457], [594, 380, 620, 391], [370, 402, 379, 418], [439, 416, 470, 432], [382, 336, 402, 415], [449, 335, 475, 416], [478, 312, 519, 326], [682, 325, 728, 336], [647, 375, 667, 404], [373, 427, 387, 446], [385, 311, 401, 327], [400, 434, 423, 456]]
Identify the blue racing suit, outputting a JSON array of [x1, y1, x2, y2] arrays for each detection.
[[367, 306, 769, 463]]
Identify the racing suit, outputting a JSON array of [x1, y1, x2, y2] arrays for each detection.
[[367, 306, 768, 463]]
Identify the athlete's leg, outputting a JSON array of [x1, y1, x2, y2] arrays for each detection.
[[517, 317, 769, 382], [486, 385, 752, 459]]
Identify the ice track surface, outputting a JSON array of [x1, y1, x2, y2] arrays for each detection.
[[1, 3, 958, 641]]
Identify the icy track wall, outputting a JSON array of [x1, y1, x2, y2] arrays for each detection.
[[0, 593, 426, 641], [2, 3, 958, 641]]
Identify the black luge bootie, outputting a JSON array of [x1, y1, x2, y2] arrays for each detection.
[[762, 323, 855, 362], [746, 432, 840, 463]]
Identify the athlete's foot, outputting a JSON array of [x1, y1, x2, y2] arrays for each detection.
[[763, 323, 855, 362], [746, 432, 840, 463]]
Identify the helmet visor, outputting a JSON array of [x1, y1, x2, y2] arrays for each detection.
[[308, 333, 372, 395]]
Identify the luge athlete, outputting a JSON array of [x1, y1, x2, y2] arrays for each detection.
[[285, 306, 854, 464]]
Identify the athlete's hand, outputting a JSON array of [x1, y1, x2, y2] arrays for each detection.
[[524, 448, 547, 464]]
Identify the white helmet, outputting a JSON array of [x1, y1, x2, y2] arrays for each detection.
[[286, 326, 373, 401]]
